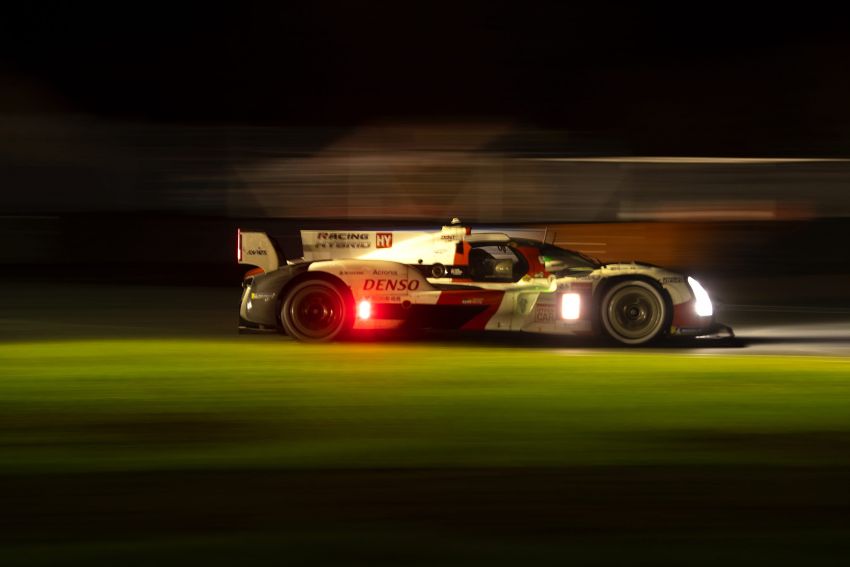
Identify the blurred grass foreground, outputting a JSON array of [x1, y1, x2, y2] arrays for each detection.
[[3, 339, 850, 565], [3, 340, 850, 472]]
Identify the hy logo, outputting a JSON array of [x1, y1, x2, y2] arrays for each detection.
[[376, 233, 393, 248]]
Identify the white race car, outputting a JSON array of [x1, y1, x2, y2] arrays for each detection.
[[237, 221, 730, 345]]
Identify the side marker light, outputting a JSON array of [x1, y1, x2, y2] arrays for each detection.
[[561, 293, 580, 320]]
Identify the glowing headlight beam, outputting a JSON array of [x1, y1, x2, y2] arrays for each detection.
[[688, 277, 713, 317]]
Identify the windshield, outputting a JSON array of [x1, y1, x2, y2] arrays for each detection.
[[515, 240, 600, 275]]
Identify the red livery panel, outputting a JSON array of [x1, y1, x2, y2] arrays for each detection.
[[436, 290, 506, 330]]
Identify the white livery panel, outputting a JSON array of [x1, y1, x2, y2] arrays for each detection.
[[300, 225, 466, 265]]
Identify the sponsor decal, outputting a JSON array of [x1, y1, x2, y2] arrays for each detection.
[[535, 305, 556, 322], [376, 232, 393, 248], [315, 242, 371, 249], [372, 269, 399, 276], [339, 270, 365, 276], [315, 232, 372, 249], [317, 232, 370, 240], [461, 297, 484, 305], [250, 291, 275, 302], [372, 294, 403, 303], [363, 279, 421, 291], [247, 248, 267, 256], [661, 276, 684, 284]]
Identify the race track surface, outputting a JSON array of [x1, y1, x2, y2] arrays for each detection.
[[3, 283, 850, 356]]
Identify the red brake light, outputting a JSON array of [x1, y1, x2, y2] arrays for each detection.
[[358, 300, 372, 320]]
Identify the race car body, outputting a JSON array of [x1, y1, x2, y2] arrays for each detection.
[[237, 222, 729, 345]]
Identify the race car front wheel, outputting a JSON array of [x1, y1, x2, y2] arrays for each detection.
[[600, 280, 668, 346], [281, 279, 352, 342]]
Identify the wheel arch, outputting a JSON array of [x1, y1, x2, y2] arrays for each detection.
[[275, 271, 355, 332], [593, 274, 674, 336]]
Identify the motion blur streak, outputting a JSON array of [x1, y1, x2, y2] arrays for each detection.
[[532, 157, 850, 163], [5, 120, 850, 222]]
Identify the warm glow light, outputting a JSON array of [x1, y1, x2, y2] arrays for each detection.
[[561, 293, 580, 320], [358, 300, 372, 320], [688, 277, 713, 317], [237, 229, 242, 262]]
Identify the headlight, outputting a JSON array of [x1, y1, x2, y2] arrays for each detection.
[[687, 277, 713, 317]]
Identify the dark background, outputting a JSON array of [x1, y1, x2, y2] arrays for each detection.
[[2, 3, 850, 287], [4, 3, 850, 154]]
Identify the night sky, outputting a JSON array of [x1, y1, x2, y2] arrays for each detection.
[[3, 4, 850, 152]]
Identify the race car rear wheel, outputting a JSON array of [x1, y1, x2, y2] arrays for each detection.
[[281, 279, 352, 342], [600, 280, 667, 345]]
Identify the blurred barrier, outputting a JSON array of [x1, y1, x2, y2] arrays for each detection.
[[3, 117, 849, 303], [2, 213, 849, 280], [3, 117, 850, 221], [544, 222, 757, 271]]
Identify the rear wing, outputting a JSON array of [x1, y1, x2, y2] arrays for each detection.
[[237, 229, 280, 273]]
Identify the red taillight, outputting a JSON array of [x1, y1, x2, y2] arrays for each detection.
[[358, 300, 372, 320], [237, 229, 242, 262]]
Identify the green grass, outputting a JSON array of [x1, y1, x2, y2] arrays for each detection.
[[5, 339, 850, 565], [2, 339, 850, 474]]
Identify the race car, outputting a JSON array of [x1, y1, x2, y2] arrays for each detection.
[[237, 221, 731, 345]]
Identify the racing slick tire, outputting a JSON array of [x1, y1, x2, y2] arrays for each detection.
[[280, 279, 353, 342], [600, 280, 668, 346]]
